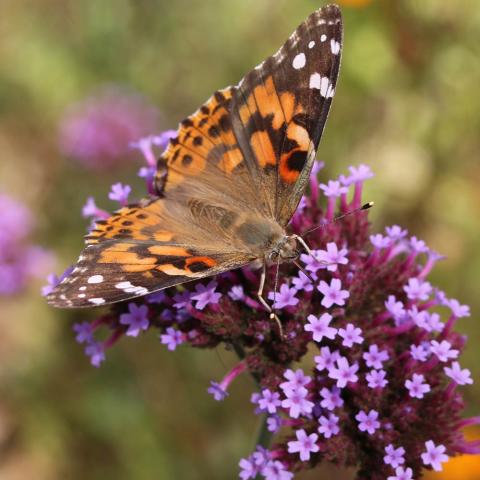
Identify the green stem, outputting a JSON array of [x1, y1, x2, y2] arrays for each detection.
[[256, 413, 273, 448]]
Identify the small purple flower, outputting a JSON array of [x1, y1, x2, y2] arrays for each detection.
[[409, 236, 429, 253], [258, 389, 282, 414], [151, 129, 178, 150], [316, 242, 348, 272], [404, 278, 432, 301], [318, 413, 340, 438], [405, 373, 431, 399], [319, 180, 348, 198], [108, 182, 131, 205], [208, 381, 229, 401], [314, 347, 340, 372], [338, 323, 364, 348], [173, 290, 192, 309], [410, 344, 429, 362], [387, 467, 413, 480], [191, 281, 222, 310], [421, 440, 449, 471], [301, 249, 327, 274], [287, 429, 319, 461], [385, 225, 408, 241], [319, 386, 344, 410], [228, 285, 245, 301], [412, 310, 443, 333], [73, 322, 93, 344], [317, 278, 350, 308], [385, 295, 406, 322], [304, 313, 337, 342], [448, 299, 470, 318], [444, 362, 473, 385], [281, 388, 314, 419], [366, 369, 388, 389], [160, 327, 184, 351], [239, 456, 258, 480], [430, 340, 459, 362], [370, 233, 392, 249], [82, 197, 103, 218], [292, 271, 314, 292], [119, 303, 149, 337], [262, 460, 294, 480], [344, 164, 374, 184], [384, 444, 406, 468], [355, 409, 380, 435], [328, 357, 359, 388], [280, 369, 311, 393], [363, 344, 389, 369], [85, 341, 105, 368], [146, 291, 167, 304], [41, 266, 74, 297], [267, 415, 282, 433], [268, 284, 299, 309]]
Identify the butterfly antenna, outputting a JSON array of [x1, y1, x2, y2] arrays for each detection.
[[302, 201, 374, 237]]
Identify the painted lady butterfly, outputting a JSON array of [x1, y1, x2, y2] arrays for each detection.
[[48, 4, 343, 317]]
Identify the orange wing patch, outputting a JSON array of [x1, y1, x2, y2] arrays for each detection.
[[155, 87, 243, 192], [86, 200, 172, 245]]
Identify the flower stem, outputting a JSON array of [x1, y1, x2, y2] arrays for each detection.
[[256, 413, 273, 448], [254, 414, 273, 480]]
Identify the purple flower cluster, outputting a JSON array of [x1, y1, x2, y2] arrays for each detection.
[[59, 86, 159, 169], [54, 132, 478, 479], [0, 193, 53, 295]]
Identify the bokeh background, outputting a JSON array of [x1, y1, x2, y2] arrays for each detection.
[[1, 0, 479, 478]]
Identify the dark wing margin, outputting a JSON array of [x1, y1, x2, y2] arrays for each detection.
[[230, 4, 343, 226]]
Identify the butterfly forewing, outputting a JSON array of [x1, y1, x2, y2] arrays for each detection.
[[231, 5, 342, 226]]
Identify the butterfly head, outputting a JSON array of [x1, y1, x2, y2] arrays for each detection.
[[268, 235, 300, 263]]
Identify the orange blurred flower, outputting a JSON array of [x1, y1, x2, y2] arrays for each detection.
[[337, 0, 373, 8]]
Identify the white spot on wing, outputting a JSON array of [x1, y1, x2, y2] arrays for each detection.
[[88, 274, 104, 284], [292, 53, 306, 70], [330, 39, 340, 55], [116, 281, 133, 289], [309, 73, 335, 98], [320, 34, 327, 42], [89, 298, 105, 305], [79, 286, 87, 291], [308, 40, 315, 49], [78, 293, 86, 298]]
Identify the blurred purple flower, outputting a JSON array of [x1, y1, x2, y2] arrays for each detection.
[[0, 193, 54, 295], [59, 86, 159, 169]]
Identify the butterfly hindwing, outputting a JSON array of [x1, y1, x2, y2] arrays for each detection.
[[47, 200, 255, 307]]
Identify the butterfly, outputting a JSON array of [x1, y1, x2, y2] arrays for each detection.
[[47, 4, 343, 315]]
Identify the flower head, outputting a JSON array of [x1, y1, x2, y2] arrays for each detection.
[[59, 158, 478, 479]]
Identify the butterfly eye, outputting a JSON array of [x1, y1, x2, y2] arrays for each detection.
[[269, 250, 279, 261]]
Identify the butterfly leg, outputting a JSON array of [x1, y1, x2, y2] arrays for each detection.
[[257, 263, 284, 339], [293, 235, 336, 269]]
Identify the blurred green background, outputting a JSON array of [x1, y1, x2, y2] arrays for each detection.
[[1, 0, 479, 478]]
